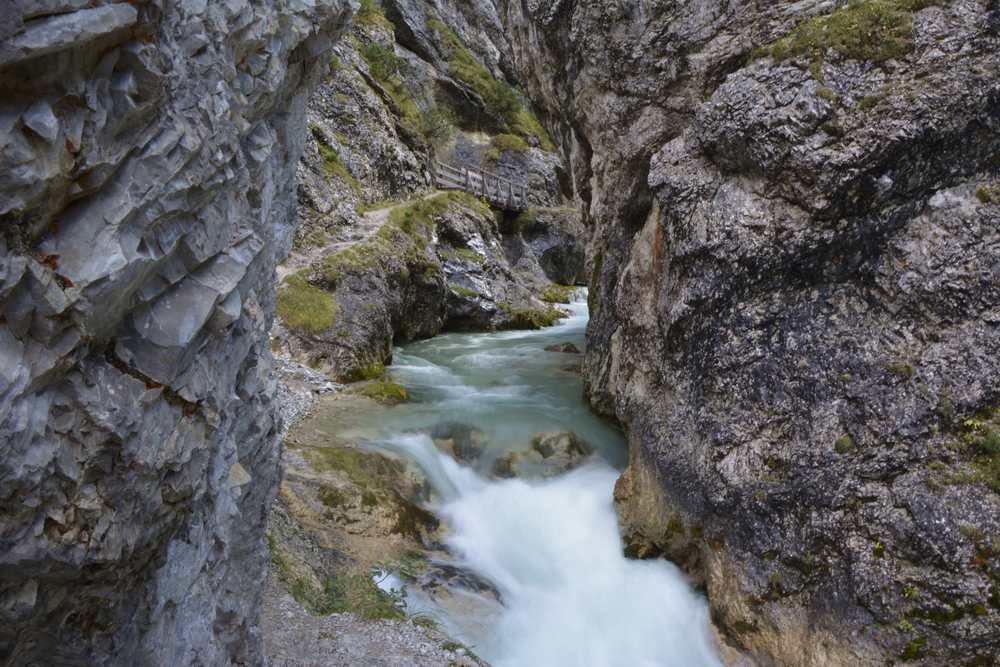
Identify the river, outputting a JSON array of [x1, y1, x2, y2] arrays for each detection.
[[340, 292, 722, 666]]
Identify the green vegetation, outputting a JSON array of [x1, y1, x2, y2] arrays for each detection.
[[324, 193, 481, 293], [541, 283, 575, 304], [305, 445, 402, 487], [318, 486, 348, 508], [427, 17, 554, 150], [354, 0, 394, 30], [755, 0, 941, 68], [492, 133, 530, 153], [359, 40, 456, 147], [448, 284, 480, 298], [834, 434, 856, 454], [959, 411, 1000, 492], [319, 568, 407, 619], [311, 126, 360, 193], [276, 274, 338, 335], [885, 360, 914, 378], [900, 635, 928, 660], [500, 302, 564, 329], [356, 379, 409, 403], [858, 91, 887, 111], [443, 247, 486, 265], [816, 86, 838, 101], [976, 183, 1000, 204], [344, 361, 386, 382]]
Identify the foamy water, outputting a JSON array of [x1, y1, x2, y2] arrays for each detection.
[[361, 292, 722, 666]]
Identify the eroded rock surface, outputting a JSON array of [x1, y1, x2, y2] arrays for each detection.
[[0, 0, 353, 663], [499, 0, 1000, 663]]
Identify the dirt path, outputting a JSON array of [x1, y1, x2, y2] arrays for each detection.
[[277, 192, 439, 281]]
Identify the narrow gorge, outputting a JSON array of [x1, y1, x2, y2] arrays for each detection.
[[1, 0, 998, 666]]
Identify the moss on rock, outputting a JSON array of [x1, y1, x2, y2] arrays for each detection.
[[276, 274, 338, 335]]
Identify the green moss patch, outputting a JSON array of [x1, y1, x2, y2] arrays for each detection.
[[500, 302, 564, 329], [755, 0, 941, 66], [492, 133, 529, 153], [427, 17, 554, 150], [448, 284, 479, 298], [305, 445, 403, 487], [976, 183, 1000, 204], [541, 284, 575, 304], [277, 274, 338, 335], [356, 380, 409, 403], [354, 0, 394, 31]]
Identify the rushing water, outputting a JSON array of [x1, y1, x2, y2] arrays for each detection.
[[345, 293, 722, 667]]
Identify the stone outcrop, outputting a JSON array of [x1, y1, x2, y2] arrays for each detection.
[[273, 192, 571, 380], [0, 0, 353, 664], [498, 0, 1000, 664]]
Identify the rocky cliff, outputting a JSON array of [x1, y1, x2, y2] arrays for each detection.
[[272, 0, 585, 381], [0, 1, 353, 664], [498, 0, 1000, 664]]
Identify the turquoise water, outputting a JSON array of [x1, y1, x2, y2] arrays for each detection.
[[349, 292, 722, 666]]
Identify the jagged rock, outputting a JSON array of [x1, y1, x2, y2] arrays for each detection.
[[0, 0, 354, 664], [544, 342, 580, 354]]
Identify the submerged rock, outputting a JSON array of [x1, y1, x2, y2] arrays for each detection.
[[430, 421, 487, 463], [492, 431, 595, 479], [544, 341, 581, 354]]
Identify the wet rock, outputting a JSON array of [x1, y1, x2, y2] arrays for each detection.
[[544, 342, 580, 354], [532, 430, 593, 460], [430, 421, 486, 463], [492, 431, 594, 479]]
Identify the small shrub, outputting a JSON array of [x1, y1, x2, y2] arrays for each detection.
[[360, 41, 402, 82], [885, 360, 914, 378], [276, 274, 338, 335], [975, 183, 999, 204]]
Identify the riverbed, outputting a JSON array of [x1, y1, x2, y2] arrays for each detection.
[[340, 293, 722, 666]]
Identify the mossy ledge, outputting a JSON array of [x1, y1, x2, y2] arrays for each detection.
[[754, 0, 942, 66], [277, 273, 339, 335]]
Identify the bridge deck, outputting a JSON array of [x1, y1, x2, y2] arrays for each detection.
[[432, 160, 529, 211]]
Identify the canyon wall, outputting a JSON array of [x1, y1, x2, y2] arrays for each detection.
[[0, 0, 353, 663], [498, 0, 1000, 663]]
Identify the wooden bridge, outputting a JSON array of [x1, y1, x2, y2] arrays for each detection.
[[432, 160, 529, 211]]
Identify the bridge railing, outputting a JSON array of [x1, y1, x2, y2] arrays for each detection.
[[432, 160, 529, 211]]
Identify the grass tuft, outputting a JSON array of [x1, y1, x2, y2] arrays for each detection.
[[755, 0, 941, 67], [277, 274, 338, 335]]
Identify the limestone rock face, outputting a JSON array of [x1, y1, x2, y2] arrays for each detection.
[[499, 0, 1000, 663], [0, 0, 354, 664]]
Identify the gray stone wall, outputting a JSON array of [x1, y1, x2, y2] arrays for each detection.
[[0, 0, 354, 663]]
